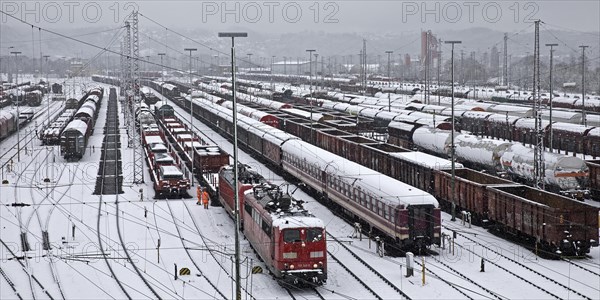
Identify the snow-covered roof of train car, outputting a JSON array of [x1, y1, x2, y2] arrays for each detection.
[[455, 134, 511, 167], [487, 104, 533, 117], [541, 109, 581, 123], [408, 111, 439, 120], [160, 165, 183, 177], [486, 113, 522, 124], [575, 98, 600, 108], [501, 144, 588, 189], [549, 97, 576, 105], [85, 94, 100, 103], [281, 139, 438, 207], [550, 122, 592, 134], [149, 143, 168, 152], [373, 111, 399, 121], [145, 135, 164, 145], [0, 109, 17, 120], [514, 118, 551, 129], [419, 104, 447, 113], [388, 121, 420, 132], [263, 129, 299, 145], [390, 151, 463, 170], [391, 114, 423, 124], [154, 153, 175, 163], [587, 127, 600, 137], [62, 119, 88, 136], [412, 127, 453, 155], [74, 105, 96, 119], [280, 108, 324, 121], [461, 110, 495, 119], [336, 102, 357, 112], [271, 215, 325, 230]]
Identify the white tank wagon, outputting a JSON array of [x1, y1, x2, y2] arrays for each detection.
[[454, 134, 511, 171], [412, 126, 455, 156], [500, 144, 589, 194]]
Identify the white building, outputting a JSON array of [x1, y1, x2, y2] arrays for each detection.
[[272, 60, 316, 75]]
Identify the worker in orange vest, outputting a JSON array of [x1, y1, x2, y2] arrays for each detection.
[[196, 186, 202, 205], [202, 189, 210, 209]]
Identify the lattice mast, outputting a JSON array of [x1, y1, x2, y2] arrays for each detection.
[[533, 20, 545, 189], [130, 12, 143, 184]]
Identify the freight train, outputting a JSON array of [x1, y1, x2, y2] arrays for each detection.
[[187, 82, 599, 256], [139, 111, 190, 198], [198, 81, 590, 198], [166, 92, 442, 252], [60, 87, 103, 160]]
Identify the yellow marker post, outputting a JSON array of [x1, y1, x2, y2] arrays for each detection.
[[422, 257, 425, 286]]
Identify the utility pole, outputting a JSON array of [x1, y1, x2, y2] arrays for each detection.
[[158, 53, 166, 104], [218, 32, 247, 300], [437, 39, 442, 105], [43, 55, 50, 128], [445, 41, 461, 222], [307, 49, 316, 143], [386, 51, 393, 112], [580, 45, 589, 126], [460, 49, 464, 86], [362, 39, 367, 94], [425, 31, 429, 105], [184, 48, 197, 186], [11, 50, 22, 162], [533, 20, 545, 190], [546, 43, 558, 152], [271, 55, 275, 98], [247, 53, 253, 72], [503, 33, 508, 86]]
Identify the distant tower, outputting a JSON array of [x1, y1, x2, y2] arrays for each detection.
[[503, 33, 508, 86]]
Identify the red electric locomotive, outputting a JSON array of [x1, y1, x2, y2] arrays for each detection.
[[219, 165, 327, 285]]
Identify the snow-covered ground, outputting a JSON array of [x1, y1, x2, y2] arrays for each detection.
[[0, 79, 598, 299]]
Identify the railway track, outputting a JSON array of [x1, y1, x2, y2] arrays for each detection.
[[449, 226, 595, 300], [0, 101, 63, 169], [0, 238, 55, 299], [164, 199, 227, 300], [5, 141, 56, 300], [0, 266, 24, 300], [95, 89, 131, 300], [284, 286, 325, 300], [181, 198, 258, 300], [21, 148, 69, 300], [327, 234, 412, 300], [561, 257, 600, 277]]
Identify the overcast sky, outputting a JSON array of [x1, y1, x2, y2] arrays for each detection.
[[1, 1, 599, 34]]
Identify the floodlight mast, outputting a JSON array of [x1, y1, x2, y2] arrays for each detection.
[[218, 31, 247, 300]]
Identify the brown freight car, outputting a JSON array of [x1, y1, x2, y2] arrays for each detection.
[[487, 185, 599, 256], [434, 168, 517, 225], [585, 160, 600, 199], [361, 142, 408, 178]]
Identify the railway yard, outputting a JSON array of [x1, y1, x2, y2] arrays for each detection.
[[0, 75, 598, 299], [1, 4, 600, 299]]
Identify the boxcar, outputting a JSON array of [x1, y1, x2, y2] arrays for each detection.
[[433, 168, 517, 224], [486, 185, 599, 256], [586, 160, 600, 199]]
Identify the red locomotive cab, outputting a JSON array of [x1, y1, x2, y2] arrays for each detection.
[[156, 165, 189, 196], [273, 220, 327, 285]]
